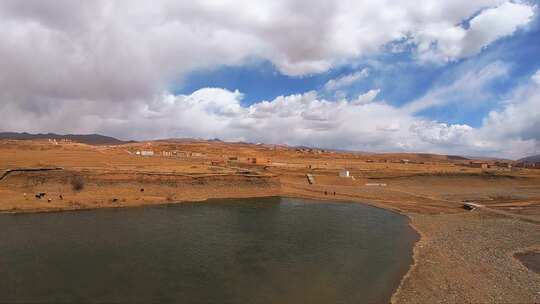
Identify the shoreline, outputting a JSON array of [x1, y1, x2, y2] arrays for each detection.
[[391, 216, 425, 304]]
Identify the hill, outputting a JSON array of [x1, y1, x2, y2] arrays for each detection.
[[0, 132, 130, 145], [518, 154, 540, 164]]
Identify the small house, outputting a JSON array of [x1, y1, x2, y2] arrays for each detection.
[[494, 161, 512, 169], [469, 161, 489, 169], [339, 169, 350, 178], [141, 150, 154, 156]]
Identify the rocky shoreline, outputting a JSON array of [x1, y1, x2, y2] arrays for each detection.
[[393, 212, 540, 303]]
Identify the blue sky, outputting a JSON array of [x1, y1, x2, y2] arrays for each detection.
[[1, 0, 540, 158], [177, 11, 540, 129]]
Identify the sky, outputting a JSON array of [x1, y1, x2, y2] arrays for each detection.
[[0, 1, 539, 159]]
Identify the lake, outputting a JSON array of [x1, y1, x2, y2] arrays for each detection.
[[0, 197, 418, 303]]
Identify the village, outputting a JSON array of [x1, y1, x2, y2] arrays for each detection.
[[0, 138, 539, 217]]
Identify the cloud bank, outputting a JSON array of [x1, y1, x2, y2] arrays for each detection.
[[2, 69, 539, 159], [0, 1, 538, 158]]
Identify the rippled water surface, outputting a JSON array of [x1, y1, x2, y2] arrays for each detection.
[[0, 197, 418, 303]]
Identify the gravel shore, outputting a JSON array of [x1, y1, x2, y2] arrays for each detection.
[[393, 211, 540, 303]]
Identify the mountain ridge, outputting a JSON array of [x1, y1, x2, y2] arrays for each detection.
[[0, 132, 131, 145]]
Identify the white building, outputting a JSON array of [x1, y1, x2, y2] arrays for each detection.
[[339, 169, 350, 177], [141, 150, 154, 156]]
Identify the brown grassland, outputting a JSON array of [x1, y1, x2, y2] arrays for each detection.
[[1, 139, 539, 303]]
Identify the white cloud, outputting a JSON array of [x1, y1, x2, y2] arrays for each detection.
[[324, 69, 369, 91], [0, 0, 534, 101], [351, 89, 381, 105], [532, 70, 540, 85], [0, 1, 538, 158], [410, 121, 473, 145], [1, 78, 538, 158], [404, 61, 509, 113], [415, 1, 535, 63], [477, 72, 540, 146]]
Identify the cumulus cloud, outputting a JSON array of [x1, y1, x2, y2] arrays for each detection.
[[351, 89, 381, 105], [0, 1, 533, 103], [415, 1, 535, 63], [0, 1, 538, 158], [0, 1, 534, 96], [3, 72, 539, 159], [478, 72, 540, 144], [410, 121, 473, 145]]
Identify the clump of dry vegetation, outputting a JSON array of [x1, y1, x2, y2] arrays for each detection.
[[70, 175, 85, 192]]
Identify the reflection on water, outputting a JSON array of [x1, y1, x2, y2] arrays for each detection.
[[0, 197, 418, 303]]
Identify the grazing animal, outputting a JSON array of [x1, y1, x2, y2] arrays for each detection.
[[35, 193, 46, 199]]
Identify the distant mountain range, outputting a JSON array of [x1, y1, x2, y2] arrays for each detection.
[[518, 154, 540, 164], [0, 132, 131, 145]]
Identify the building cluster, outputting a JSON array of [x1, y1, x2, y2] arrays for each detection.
[[461, 161, 513, 170], [295, 148, 328, 154], [134, 150, 205, 158], [237, 157, 270, 165], [515, 162, 540, 169], [132, 149, 273, 168], [47, 138, 72, 145], [493, 161, 513, 169]]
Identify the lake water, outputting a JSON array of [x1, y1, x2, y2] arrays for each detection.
[[0, 197, 418, 303]]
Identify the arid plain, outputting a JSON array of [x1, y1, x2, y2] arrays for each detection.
[[1, 139, 539, 303]]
